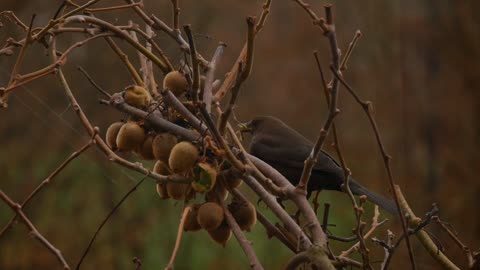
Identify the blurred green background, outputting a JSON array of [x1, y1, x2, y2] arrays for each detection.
[[1, 0, 479, 269]]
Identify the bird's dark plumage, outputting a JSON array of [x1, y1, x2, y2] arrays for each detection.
[[246, 116, 396, 214]]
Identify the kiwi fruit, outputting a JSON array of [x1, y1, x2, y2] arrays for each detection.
[[153, 160, 171, 199], [192, 162, 217, 193], [153, 160, 170, 175], [228, 197, 257, 232], [166, 182, 189, 200], [163, 71, 188, 97], [152, 133, 178, 162], [168, 141, 199, 173], [184, 204, 202, 232], [124, 85, 151, 108], [105, 122, 123, 151], [197, 202, 224, 231], [156, 183, 169, 199], [207, 221, 232, 247], [136, 134, 155, 160], [205, 182, 228, 203], [116, 122, 146, 151]]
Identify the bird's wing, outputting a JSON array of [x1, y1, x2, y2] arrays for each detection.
[[266, 140, 344, 176]]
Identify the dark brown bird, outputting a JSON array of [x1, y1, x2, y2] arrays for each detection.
[[243, 116, 396, 214]]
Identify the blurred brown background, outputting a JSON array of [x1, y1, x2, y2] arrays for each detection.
[[1, 0, 479, 269]]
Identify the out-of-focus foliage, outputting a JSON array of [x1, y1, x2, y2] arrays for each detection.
[[0, 0, 479, 269]]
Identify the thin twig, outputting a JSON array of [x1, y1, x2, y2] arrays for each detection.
[[76, 176, 148, 270], [183, 25, 200, 102], [292, 0, 328, 33], [33, 0, 101, 41], [0, 11, 28, 31], [62, 15, 170, 73], [129, 23, 149, 87], [213, 0, 272, 102], [381, 204, 438, 269], [145, 26, 159, 98], [105, 36, 145, 87], [85, 2, 141, 12], [77, 66, 111, 98], [340, 206, 388, 257], [330, 65, 417, 269], [218, 63, 243, 135], [339, 30, 362, 71], [170, 0, 180, 33], [393, 185, 460, 270], [434, 217, 476, 268], [165, 206, 192, 270], [1, 14, 35, 107], [295, 5, 340, 200], [0, 137, 94, 239], [0, 190, 71, 269], [241, 16, 256, 81]]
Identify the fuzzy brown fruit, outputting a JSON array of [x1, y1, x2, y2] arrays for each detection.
[[163, 71, 188, 97], [205, 182, 228, 203], [197, 202, 224, 231], [136, 134, 155, 160], [105, 122, 123, 151], [153, 160, 170, 199], [156, 183, 169, 200], [124, 85, 151, 108], [153, 160, 170, 175], [152, 133, 178, 162], [168, 141, 199, 173], [166, 182, 189, 200], [207, 222, 231, 247], [184, 204, 202, 232], [228, 198, 257, 232], [116, 122, 146, 151]]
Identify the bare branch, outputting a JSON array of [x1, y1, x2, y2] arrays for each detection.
[[330, 65, 417, 269], [0, 190, 71, 269], [0, 137, 94, 239], [183, 25, 200, 102], [213, 0, 272, 102], [339, 30, 362, 71], [394, 185, 460, 270], [170, 0, 180, 33], [203, 43, 226, 113], [77, 66, 112, 98], [165, 206, 192, 270], [77, 176, 148, 269]]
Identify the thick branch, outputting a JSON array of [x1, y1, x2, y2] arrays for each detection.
[[203, 43, 226, 113]]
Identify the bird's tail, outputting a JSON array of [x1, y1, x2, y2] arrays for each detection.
[[348, 179, 397, 215]]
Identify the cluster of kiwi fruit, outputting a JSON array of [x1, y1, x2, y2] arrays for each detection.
[[182, 178, 256, 247], [105, 70, 256, 246], [105, 71, 188, 155]]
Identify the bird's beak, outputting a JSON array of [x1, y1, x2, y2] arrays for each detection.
[[238, 121, 253, 133]]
